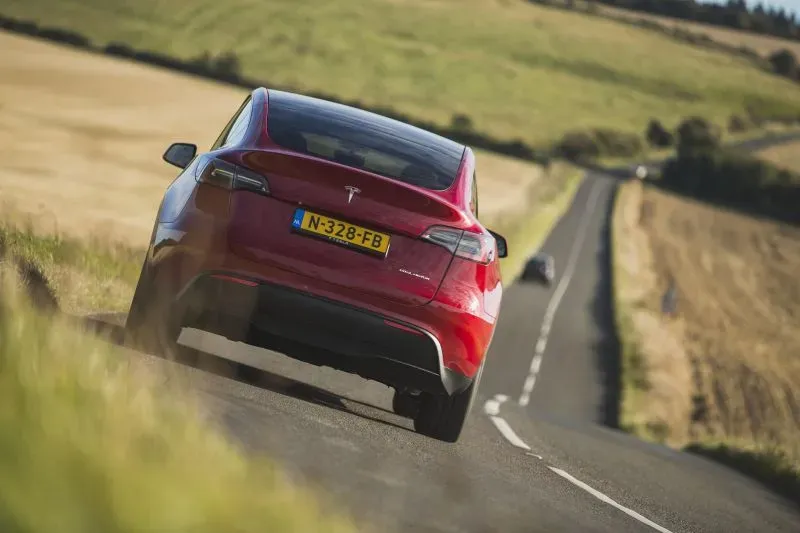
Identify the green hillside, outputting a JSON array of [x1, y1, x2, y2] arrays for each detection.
[[3, 0, 800, 149]]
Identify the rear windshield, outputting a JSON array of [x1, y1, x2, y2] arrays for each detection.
[[266, 90, 465, 191]]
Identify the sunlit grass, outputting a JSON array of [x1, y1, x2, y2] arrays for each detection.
[[0, 222, 142, 313], [0, 263, 358, 533], [610, 180, 800, 505], [4, 0, 800, 149]]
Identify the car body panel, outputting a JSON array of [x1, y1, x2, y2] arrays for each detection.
[[141, 87, 504, 392]]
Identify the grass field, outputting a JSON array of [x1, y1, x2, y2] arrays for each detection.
[[612, 180, 800, 500], [3, 0, 800, 151]]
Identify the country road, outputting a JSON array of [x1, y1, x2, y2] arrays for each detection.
[[91, 168, 800, 533]]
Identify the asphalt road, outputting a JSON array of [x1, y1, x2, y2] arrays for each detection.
[[97, 170, 800, 533]]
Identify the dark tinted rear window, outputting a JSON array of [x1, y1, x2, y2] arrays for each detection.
[[266, 90, 465, 190]]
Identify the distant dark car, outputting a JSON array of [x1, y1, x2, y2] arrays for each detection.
[[521, 253, 555, 285]]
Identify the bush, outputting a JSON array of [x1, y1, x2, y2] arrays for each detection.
[[554, 128, 643, 161], [104, 42, 136, 58], [645, 119, 675, 148], [36, 27, 91, 48], [450, 113, 475, 133], [768, 49, 798, 80], [675, 116, 722, 157], [0, 15, 40, 35], [555, 131, 600, 161], [594, 128, 644, 157]]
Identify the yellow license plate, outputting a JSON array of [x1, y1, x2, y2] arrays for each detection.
[[291, 208, 391, 257]]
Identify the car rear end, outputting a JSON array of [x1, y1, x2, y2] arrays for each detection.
[[146, 88, 502, 399]]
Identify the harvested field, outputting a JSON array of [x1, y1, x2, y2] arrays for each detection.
[[616, 180, 800, 471], [756, 140, 800, 174], [0, 31, 541, 249]]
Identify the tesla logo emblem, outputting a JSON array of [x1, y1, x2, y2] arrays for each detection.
[[345, 185, 360, 203]]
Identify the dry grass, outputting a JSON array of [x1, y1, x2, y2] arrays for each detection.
[[600, 4, 800, 57], [611, 181, 693, 444], [613, 179, 800, 489], [0, 31, 541, 248], [0, 260, 359, 533], [0, 221, 142, 314], [756, 140, 800, 174]]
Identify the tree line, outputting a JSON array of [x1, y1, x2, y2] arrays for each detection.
[[588, 0, 800, 41]]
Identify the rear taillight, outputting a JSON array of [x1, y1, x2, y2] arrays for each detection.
[[195, 158, 269, 195], [421, 226, 496, 264]]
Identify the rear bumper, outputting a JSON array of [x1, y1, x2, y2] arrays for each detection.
[[176, 272, 473, 395]]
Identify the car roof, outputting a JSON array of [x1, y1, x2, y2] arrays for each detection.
[[265, 89, 467, 190]]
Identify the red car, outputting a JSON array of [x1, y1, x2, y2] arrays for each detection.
[[126, 88, 508, 442]]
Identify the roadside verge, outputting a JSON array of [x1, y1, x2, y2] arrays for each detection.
[[610, 179, 800, 506]]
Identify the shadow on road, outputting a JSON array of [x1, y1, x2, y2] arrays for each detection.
[[589, 184, 623, 430], [78, 313, 410, 432]]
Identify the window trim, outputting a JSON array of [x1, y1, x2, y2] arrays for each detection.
[[470, 170, 479, 218], [210, 95, 253, 151]]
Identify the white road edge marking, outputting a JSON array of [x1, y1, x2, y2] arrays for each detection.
[[489, 416, 531, 450], [548, 467, 676, 533], [484, 395, 530, 450], [483, 396, 676, 533], [483, 394, 506, 416], [518, 181, 603, 407]]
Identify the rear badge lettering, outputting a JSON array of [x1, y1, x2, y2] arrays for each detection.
[[399, 268, 431, 281]]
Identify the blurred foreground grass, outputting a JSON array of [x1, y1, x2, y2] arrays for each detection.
[[0, 221, 142, 314], [0, 260, 358, 533]]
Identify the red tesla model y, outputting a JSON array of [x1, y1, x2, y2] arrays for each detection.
[[126, 88, 509, 442]]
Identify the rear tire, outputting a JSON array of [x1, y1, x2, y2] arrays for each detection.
[[125, 261, 187, 362], [413, 361, 484, 443], [235, 363, 263, 384], [392, 389, 421, 418]]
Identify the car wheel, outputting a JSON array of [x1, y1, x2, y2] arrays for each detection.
[[392, 389, 421, 418], [125, 261, 191, 363], [234, 363, 263, 384], [413, 361, 484, 442]]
